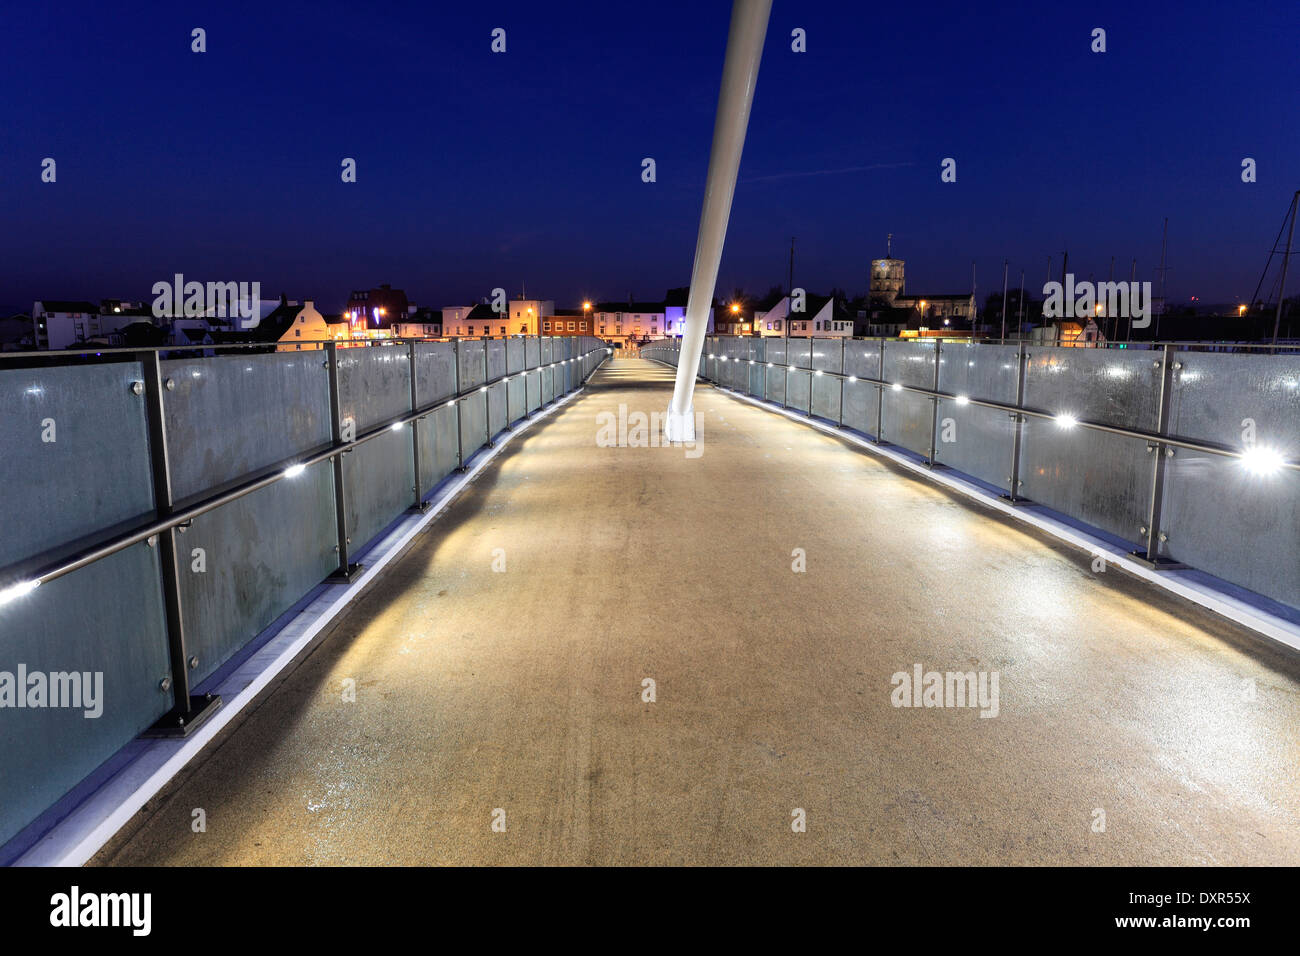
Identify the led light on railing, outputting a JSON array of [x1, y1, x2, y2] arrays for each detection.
[[848, 375, 857, 383], [1240, 445, 1285, 475], [283, 463, 307, 478], [1055, 413, 1078, 428], [891, 383, 903, 392], [955, 394, 970, 405], [391, 421, 405, 431], [767, 362, 774, 368], [0, 579, 40, 606], [480, 386, 488, 392], [815, 369, 823, 376]]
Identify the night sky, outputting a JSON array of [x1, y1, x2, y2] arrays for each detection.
[[3, 0, 1297, 316]]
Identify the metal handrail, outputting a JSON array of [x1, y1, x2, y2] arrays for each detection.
[[6, 332, 1298, 364], [0, 334, 599, 362]]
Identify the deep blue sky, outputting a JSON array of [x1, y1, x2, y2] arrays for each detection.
[[2, 0, 1297, 315]]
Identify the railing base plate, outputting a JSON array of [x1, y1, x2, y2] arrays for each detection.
[[1127, 550, 1189, 570], [142, 694, 223, 738], [330, 562, 364, 583]]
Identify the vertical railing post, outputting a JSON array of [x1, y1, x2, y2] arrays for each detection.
[[139, 350, 221, 737], [453, 339, 466, 472], [326, 341, 361, 579], [503, 340, 512, 428], [927, 339, 943, 466], [837, 337, 846, 426], [1139, 343, 1178, 564], [800, 340, 808, 404], [525, 336, 535, 418], [1005, 342, 1028, 502], [408, 341, 427, 512], [485, 340, 496, 449], [778, 339, 786, 408], [874, 338, 885, 443]]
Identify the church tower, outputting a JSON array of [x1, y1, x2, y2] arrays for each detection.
[[869, 234, 905, 306]]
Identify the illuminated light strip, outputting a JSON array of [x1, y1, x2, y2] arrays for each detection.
[[14, 356, 609, 867]]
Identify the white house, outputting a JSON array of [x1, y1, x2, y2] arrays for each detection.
[[32, 300, 102, 350], [758, 294, 853, 338]]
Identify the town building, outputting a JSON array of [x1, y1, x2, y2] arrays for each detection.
[[0, 314, 34, 350], [868, 241, 976, 329], [661, 288, 717, 338], [543, 308, 594, 336], [459, 303, 504, 337], [440, 305, 477, 337], [345, 284, 409, 330], [392, 307, 442, 339], [31, 300, 103, 350], [508, 298, 554, 336], [593, 301, 667, 344], [756, 294, 854, 337], [714, 305, 752, 335]]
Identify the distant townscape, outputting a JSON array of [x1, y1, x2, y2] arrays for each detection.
[[6, 241, 1295, 353]]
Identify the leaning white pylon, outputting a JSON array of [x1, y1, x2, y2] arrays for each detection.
[[664, 0, 773, 443]]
